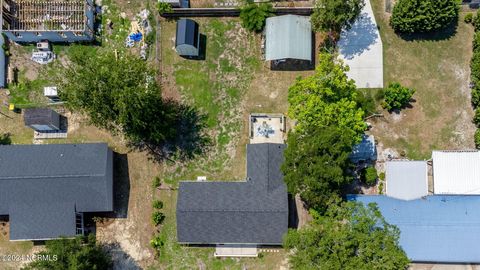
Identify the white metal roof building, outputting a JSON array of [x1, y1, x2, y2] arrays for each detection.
[[265, 15, 312, 61], [432, 150, 480, 194], [385, 161, 428, 200]]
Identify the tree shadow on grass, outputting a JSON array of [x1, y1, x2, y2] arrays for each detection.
[[128, 99, 211, 163], [396, 20, 458, 42]]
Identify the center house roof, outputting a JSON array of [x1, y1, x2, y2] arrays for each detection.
[[0, 143, 113, 241], [265, 15, 312, 61], [176, 143, 288, 245]]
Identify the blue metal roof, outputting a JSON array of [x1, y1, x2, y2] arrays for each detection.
[[350, 135, 376, 163], [347, 195, 480, 263]]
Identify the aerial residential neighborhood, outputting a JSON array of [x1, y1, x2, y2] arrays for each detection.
[[0, 0, 479, 269]]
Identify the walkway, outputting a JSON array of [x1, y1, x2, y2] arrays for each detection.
[[337, 0, 383, 88]]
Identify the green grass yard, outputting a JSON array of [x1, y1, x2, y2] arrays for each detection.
[[369, 0, 476, 159]]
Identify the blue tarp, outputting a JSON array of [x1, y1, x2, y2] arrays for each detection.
[[347, 195, 480, 263], [129, 32, 143, 42]]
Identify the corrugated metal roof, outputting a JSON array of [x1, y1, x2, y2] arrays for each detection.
[[265, 15, 311, 61], [386, 161, 428, 200], [350, 135, 376, 163], [432, 151, 480, 194], [348, 195, 480, 263]]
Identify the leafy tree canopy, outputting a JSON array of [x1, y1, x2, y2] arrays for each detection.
[[281, 125, 356, 211], [288, 52, 366, 142], [390, 0, 459, 33], [23, 235, 112, 270], [54, 46, 185, 158], [239, 2, 274, 32], [284, 200, 409, 270], [311, 0, 365, 34], [382, 82, 415, 111]]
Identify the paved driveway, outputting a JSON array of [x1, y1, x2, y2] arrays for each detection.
[[338, 0, 384, 88]]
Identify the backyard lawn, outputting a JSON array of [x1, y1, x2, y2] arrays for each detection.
[[369, 0, 476, 159]]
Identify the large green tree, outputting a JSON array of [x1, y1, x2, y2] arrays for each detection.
[[288, 52, 366, 142], [281, 125, 355, 211], [54, 46, 193, 159], [390, 0, 459, 33], [311, 0, 365, 35], [23, 235, 112, 270], [284, 200, 409, 270], [239, 3, 273, 32]]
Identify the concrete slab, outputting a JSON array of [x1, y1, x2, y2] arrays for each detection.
[[338, 0, 384, 88], [249, 114, 286, 144]]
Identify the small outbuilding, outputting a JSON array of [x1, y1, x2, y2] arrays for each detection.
[[385, 161, 428, 200], [265, 15, 312, 62], [24, 108, 61, 131], [175, 19, 200, 57], [350, 135, 377, 163]]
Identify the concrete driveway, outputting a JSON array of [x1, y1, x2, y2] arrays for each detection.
[[337, 0, 383, 88]]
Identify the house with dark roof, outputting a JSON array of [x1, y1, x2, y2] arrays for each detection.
[[23, 108, 61, 132], [176, 143, 288, 256], [0, 143, 113, 241]]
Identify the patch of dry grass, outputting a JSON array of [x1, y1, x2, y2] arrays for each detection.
[[369, 0, 476, 159]]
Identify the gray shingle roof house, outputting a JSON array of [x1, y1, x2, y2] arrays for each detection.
[[177, 143, 288, 245], [0, 143, 113, 241], [24, 108, 61, 131]]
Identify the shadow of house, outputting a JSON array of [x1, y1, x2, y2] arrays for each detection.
[[338, 12, 380, 60]]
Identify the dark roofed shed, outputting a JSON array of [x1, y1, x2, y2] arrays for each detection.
[[24, 108, 60, 131], [175, 19, 200, 57]]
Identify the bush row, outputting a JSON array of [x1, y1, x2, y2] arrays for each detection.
[[470, 13, 480, 148]]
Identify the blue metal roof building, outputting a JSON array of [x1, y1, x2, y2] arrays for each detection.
[[348, 195, 480, 263]]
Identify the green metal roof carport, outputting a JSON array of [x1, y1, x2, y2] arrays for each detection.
[[265, 15, 312, 61]]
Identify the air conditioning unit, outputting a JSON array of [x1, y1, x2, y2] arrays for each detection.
[[36, 41, 50, 51]]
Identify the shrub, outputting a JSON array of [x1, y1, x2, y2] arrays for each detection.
[[473, 88, 480, 108], [356, 90, 377, 115], [152, 176, 161, 189], [390, 0, 459, 33], [374, 88, 385, 101], [465, 13, 474, 24], [382, 82, 415, 111], [157, 2, 173, 15], [378, 181, 384, 194], [153, 200, 163, 209], [475, 10, 480, 31], [361, 166, 378, 186], [152, 211, 165, 226], [379, 172, 385, 181], [239, 3, 273, 32], [150, 234, 165, 250], [475, 129, 480, 148]]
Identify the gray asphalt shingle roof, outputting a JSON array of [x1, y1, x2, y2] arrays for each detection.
[[177, 143, 288, 245], [0, 143, 113, 240]]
